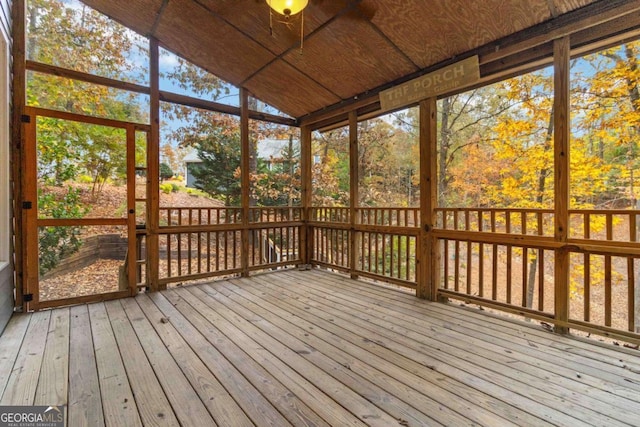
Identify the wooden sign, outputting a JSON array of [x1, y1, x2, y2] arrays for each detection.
[[379, 56, 480, 112]]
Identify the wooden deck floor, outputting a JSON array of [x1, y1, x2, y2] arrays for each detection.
[[1, 269, 640, 426]]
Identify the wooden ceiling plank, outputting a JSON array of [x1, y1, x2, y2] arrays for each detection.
[[244, 60, 341, 117], [196, 0, 352, 57], [301, 1, 640, 127], [479, 0, 640, 65], [283, 13, 416, 99], [239, 1, 367, 87], [153, 0, 275, 86], [80, 0, 165, 36], [365, 0, 552, 69], [363, 15, 419, 70]]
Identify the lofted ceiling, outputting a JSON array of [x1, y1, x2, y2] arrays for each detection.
[[79, 0, 603, 119]]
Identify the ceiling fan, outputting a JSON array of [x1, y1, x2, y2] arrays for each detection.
[[261, 0, 376, 52]]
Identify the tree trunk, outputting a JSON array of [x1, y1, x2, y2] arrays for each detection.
[[438, 97, 451, 201], [526, 110, 554, 309]]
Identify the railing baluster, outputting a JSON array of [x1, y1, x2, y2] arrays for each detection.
[[584, 213, 591, 322], [538, 249, 544, 312], [522, 247, 527, 308]]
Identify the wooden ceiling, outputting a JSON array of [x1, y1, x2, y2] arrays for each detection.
[[79, 0, 611, 120]]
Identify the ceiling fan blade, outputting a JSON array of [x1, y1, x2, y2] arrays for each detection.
[[314, 0, 376, 21]]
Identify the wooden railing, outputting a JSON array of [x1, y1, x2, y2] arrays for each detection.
[[309, 207, 350, 223], [310, 206, 419, 288], [161, 207, 242, 226], [308, 206, 639, 344], [151, 205, 639, 343], [359, 207, 419, 227], [156, 206, 302, 285], [437, 208, 555, 236], [434, 207, 640, 343]]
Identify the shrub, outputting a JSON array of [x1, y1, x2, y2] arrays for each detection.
[[171, 183, 180, 193], [38, 187, 87, 275], [77, 174, 93, 184], [160, 182, 173, 194]]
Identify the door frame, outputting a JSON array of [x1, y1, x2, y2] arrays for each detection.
[[22, 106, 150, 310]]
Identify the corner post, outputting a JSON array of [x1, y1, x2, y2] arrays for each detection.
[[553, 36, 571, 334], [418, 97, 440, 301], [11, 0, 26, 309], [349, 111, 360, 279], [240, 88, 250, 277], [147, 37, 161, 291], [300, 124, 312, 266]]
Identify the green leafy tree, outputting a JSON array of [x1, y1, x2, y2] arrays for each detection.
[[160, 162, 174, 182], [190, 131, 242, 206]]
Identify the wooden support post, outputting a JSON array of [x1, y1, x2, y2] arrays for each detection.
[[418, 98, 440, 300], [349, 111, 359, 279], [147, 38, 161, 291], [126, 125, 138, 296], [22, 112, 38, 310], [553, 36, 571, 334], [300, 125, 312, 266], [240, 88, 250, 277], [11, 0, 26, 310]]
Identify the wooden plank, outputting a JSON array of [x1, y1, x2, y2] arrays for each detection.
[[240, 88, 250, 277], [303, 271, 640, 392], [147, 38, 161, 291], [0, 268, 13, 334], [244, 60, 340, 118], [179, 286, 372, 427], [34, 308, 69, 406], [25, 106, 149, 131], [22, 106, 39, 310], [247, 273, 611, 426], [349, 111, 359, 279], [134, 294, 253, 427], [418, 96, 439, 301], [35, 290, 130, 311], [192, 283, 400, 426], [87, 303, 142, 427], [103, 300, 180, 427], [147, 292, 292, 427], [11, 0, 26, 310], [337, 266, 640, 367], [37, 218, 127, 227], [27, 60, 150, 95], [0, 314, 31, 400], [554, 36, 571, 335], [127, 125, 138, 294], [282, 271, 640, 423], [119, 297, 216, 426], [218, 279, 515, 427], [161, 289, 328, 427], [21, 61, 297, 126], [68, 305, 105, 427], [0, 311, 49, 405]]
